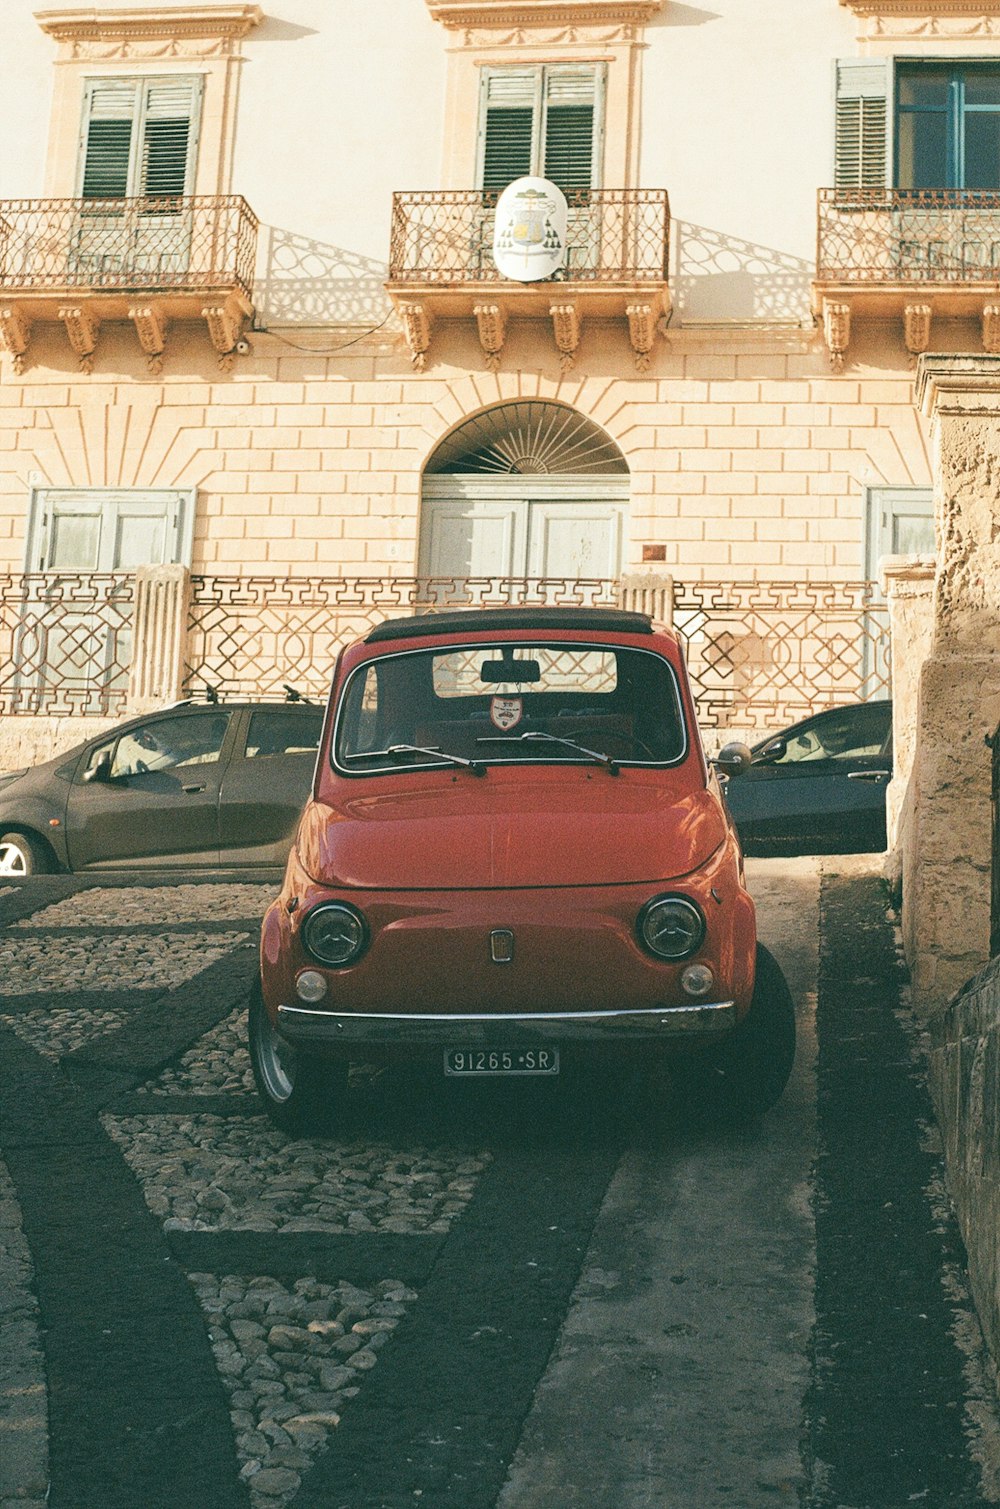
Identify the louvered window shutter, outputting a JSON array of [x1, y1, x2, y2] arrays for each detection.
[[480, 69, 537, 191], [139, 77, 201, 199], [835, 59, 889, 193], [80, 80, 140, 199], [79, 75, 201, 200], [478, 65, 604, 193], [542, 65, 603, 193]]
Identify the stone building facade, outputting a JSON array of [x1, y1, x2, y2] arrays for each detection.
[[4, 0, 999, 763]]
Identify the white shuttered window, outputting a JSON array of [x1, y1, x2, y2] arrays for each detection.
[[478, 65, 605, 193], [835, 59, 889, 192], [78, 76, 203, 200]]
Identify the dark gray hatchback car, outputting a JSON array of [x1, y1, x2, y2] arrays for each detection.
[[0, 700, 323, 876], [723, 700, 892, 856]]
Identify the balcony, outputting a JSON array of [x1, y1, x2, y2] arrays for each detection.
[[814, 188, 1000, 368], [385, 188, 671, 371], [0, 195, 258, 374]]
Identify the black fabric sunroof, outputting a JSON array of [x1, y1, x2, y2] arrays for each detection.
[[365, 607, 654, 643]]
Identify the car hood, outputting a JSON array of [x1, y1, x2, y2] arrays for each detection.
[[297, 776, 727, 890]]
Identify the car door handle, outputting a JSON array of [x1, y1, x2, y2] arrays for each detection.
[[182, 783, 207, 794], [847, 770, 890, 781]]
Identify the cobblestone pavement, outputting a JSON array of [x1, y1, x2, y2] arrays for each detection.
[[1, 865, 999, 1509]]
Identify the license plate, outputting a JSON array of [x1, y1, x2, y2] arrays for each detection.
[[444, 1048, 559, 1076]]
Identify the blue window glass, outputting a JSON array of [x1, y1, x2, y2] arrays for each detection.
[[896, 63, 1000, 188]]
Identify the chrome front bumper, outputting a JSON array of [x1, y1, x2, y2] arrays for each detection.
[[275, 1001, 737, 1047]]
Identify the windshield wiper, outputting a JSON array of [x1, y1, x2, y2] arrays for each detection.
[[478, 731, 619, 775], [343, 744, 485, 775]]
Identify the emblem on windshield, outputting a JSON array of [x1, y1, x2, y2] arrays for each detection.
[[490, 697, 522, 731], [490, 929, 515, 964]]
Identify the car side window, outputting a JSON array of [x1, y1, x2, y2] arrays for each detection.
[[245, 708, 323, 758], [815, 707, 890, 761], [770, 706, 891, 766], [774, 729, 826, 764], [111, 712, 232, 778]]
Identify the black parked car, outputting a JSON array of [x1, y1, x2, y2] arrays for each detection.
[[723, 700, 892, 856], [0, 700, 324, 876]]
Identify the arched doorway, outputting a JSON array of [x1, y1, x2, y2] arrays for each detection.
[[419, 402, 629, 582]]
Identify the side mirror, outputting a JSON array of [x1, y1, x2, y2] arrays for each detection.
[[82, 751, 113, 784], [756, 736, 787, 764], [711, 741, 752, 778]]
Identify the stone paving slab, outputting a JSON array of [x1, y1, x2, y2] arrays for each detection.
[[0, 874, 491, 1509], [2, 864, 1000, 1509]]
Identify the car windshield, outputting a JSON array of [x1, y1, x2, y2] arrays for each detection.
[[334, 642, 687, 774]]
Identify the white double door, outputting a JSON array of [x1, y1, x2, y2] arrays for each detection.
[[420, 477, 628, 581]]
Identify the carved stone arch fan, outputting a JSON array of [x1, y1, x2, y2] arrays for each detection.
[[426, 402, 628, 476]]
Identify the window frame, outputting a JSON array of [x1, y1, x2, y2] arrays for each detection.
[[36, 7, 259, 201], [834, 54, 1000, 192], [24, 487, 197, 574], [76, 75, 204, 203], [475, 62, 607, 193], [894, 59, 1000, 190]]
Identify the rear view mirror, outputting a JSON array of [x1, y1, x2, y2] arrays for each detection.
[[712, 741, 752, 778], [480, 658, 541, 684]]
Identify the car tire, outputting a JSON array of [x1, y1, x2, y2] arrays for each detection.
[[0, 830, 54, 878], [672, 943, 796, 1118], [248, 975, 346, 1134]]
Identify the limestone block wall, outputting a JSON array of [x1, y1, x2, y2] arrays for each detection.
[[0, 715, 116, 772], [0, 324, 932, 582], [927, 958, 1000, 1373], [904, 356, 1000, 1014], [882, 556, 935, 900]]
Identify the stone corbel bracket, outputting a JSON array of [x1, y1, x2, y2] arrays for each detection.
[[626, 302, 657, 372], [983, 304, 1000, 354], [129, 305, 169, 375], [202, 290, 253, 371], [59, 306, 100, 374], [822, 299, 851, 371], [398, 301, 433, 370], [0, 307, 32, 375], [474, 303, 507, 371], [903, 302, 932, 362], [550, 302, 581, 370]]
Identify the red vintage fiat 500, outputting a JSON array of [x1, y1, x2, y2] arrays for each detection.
[[252, 607, 794, 1130]]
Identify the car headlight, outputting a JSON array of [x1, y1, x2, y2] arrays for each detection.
[[638, 895, 705, 961], [301, 902, 368, 967]]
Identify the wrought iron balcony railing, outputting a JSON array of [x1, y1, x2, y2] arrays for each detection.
[[386, 189, 671, 370], [0, 195, 259, 371], [388, 188, 670, 284], [817, 188, 1000, 283], [0, 194, 258, 297]]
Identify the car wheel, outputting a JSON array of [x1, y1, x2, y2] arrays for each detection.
[[248, 975, 345, 1134], [673, 943, 796, 1117], [0, 831, 53, 878]]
